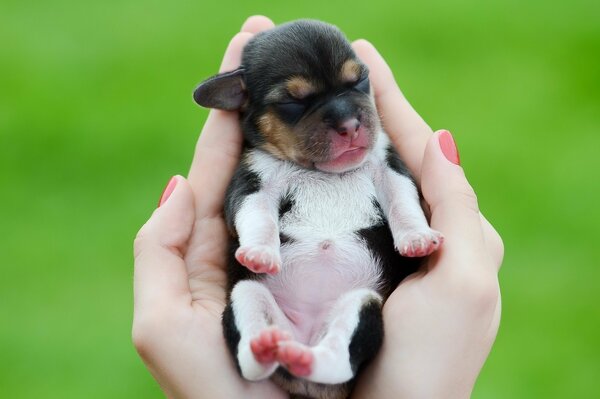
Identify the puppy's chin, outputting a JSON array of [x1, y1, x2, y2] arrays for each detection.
[[313, 123, 374, 173], [313, 147, 369, 173]]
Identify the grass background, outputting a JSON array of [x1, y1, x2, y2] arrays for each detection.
[[1, 0, 599, 397]]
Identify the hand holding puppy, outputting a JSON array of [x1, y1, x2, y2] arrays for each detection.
[[132, 16, 502, 399], [132, 17, 288, 399], [192, 19, 448, 397], [351, 41, 503, 399]]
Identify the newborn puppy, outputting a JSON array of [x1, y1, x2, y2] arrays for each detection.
[[193, 20, 443, 399]]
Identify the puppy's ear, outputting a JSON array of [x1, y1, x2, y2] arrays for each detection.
[[193, 68, 246, 111]]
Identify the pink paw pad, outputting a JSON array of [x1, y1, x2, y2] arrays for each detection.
[[235, 246, 281, 274], [250, 327, 291, 364], [397, 230, 444, 257], [276, 342, 314, 377]]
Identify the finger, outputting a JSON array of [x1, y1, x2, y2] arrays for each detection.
[[422, 130, 504, 269], [420, 131, 488, 266], [134, 176, 195, 311], [353, 40, 504, 270], [352, 39, 432, 178], [481, 213, 505, 270], [187, 32, 253, 218], [241, 15, 275, 33], [188, 18, 276, 219]]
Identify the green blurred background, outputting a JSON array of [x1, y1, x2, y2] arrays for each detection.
[[1, 0, 598, 397]]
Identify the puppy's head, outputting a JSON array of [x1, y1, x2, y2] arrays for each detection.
[[194, 20, 380, 173]]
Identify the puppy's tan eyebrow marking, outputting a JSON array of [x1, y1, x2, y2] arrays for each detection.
[[340, 59, 362, 83], [286, 76, 316, 99]]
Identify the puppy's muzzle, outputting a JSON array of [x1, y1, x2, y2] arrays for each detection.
[[334, 118, 361, 139]]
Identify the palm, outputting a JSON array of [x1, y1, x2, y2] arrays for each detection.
[[147, 212, 286, 397], [385, 267, 501, 352], [353, 223, 502, 397], [185, 216, 230, 316], [132, 17, 289, 398]]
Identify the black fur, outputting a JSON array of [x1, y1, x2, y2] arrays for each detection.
[[356, 201, 421, 299], [222, 237, 263, 372], [221, 303, 242, 372], [278, 192, 295, 219], [224, 159, 262, 234], [239, 20, 366, 151], [193, 68, 246, 110], [348, 300, 384, 374], [322, 96, 360, 128], [241, 21, 353, 103], [194, 19, 377, 166], [385, 144, 412, 177], [272, 369, 352, 399], [279, 233, 294, 245], [224, 236, 261, 293]]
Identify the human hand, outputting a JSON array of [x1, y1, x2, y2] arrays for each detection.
[[132, 17, 287, 399], [351, 42, 504, 398]]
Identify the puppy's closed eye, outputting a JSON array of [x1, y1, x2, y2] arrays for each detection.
[[353, 77, 370, 94], [275, 101, 307, 122]]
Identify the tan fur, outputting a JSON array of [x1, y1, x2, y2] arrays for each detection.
[[286, 76, 316, 99], [258, 112, 301, 161], [340, 59, 361, 83]]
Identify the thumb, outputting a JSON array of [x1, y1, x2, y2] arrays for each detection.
[[137, 175, 196, 252], [134, 175, 196, 310], [421, 131, 486, 258]]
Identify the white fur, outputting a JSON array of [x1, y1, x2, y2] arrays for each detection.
[[231, 131, 431, 382], [231, 280, 292, 381], [301, 288, 382, 384], [235, 185, 280, 249], [375, 162, 432, 248]]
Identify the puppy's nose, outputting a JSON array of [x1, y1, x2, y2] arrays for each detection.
[[335, 118, 361, 138]]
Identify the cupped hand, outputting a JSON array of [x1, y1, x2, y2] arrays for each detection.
[[132, 16, 287, 399], [351, 41, 504, 398], [133, 17, 503, 399]]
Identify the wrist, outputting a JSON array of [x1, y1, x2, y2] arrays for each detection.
[[351, 340, 482, 399], [353, 368, 475, 399]]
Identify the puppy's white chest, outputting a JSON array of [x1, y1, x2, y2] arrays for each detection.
[[255, 160, 384, 336], [280, 166, 380, 239]]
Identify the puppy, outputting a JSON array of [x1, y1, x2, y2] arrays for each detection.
[[193, 20, 443, 399]]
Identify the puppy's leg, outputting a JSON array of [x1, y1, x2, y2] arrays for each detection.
[[276, 288, 383, 384], [376, 164, 443, 257], [234, 192, 281, 274], [223, 280, 293, 381]]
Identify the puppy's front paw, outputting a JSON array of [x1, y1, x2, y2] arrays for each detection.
[[235, 245, 281, 274], [396, 229, 444, 257]]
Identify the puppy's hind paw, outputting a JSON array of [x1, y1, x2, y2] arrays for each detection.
[[235, 245, 281, 274], [250, 327, 292, 365], [396, 229, 444, 257], [276, 341, 314, 378]]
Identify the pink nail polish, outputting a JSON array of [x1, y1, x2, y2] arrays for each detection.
[[158, 176, 177, 207], [438, 130, 461, 165]]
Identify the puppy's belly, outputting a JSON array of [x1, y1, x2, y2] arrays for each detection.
[[263, 235, 381, 345]]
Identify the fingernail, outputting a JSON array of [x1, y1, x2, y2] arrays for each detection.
[[438, 130, 461, 165], [158, 176, 178, 207]]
